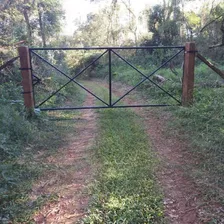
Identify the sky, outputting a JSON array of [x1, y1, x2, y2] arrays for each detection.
[[62, 0, 160, 35]]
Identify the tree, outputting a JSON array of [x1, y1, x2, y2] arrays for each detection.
[[200, 3, 224, 48], [73, 2, 139, 47], [147, 1, 182, 46], [0, 0, 65, 85], [84, 0, 144, 46], [184, 11, 201, 41], [0, 0, 64, 48], [37, 0, 64, 47], [182, 0, 224, 61]]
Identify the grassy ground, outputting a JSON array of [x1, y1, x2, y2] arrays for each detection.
[[107, 61, 224, 221], [170, 87, 224, 201], [0, 81, 85, 223], [1, 79, 164, 223], [82, 84, 165, 224], [2, 57, 223, 222]]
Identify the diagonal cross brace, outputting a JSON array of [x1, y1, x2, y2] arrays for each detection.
[[111, 49, 184, 106], [32, 73, 41, 86], [30, 50, 109, 107]]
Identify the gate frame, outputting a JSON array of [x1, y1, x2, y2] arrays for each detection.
[[18, 46, 34, 109], [182, 42, 196, 106], [18, 42, 196, 110]]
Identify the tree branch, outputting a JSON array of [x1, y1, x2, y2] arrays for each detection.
[[209, 43, 224, 49], [197, 53, 224, 79], [0, 56, 19, 71], [0, 0, 11, 10], [200, 14, 223, 32], [120, 0, 136, 18]]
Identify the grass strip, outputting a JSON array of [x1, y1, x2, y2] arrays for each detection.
[[0, 81, 86, 223], [110, 63, 224, 203], [83, 108, 164, 224], [171, 88, 224, 199]]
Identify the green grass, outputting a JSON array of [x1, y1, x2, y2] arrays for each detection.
[[171, 87, 224, 196], [111, 61, 224, 220], [0, 80, 85, 223], [110, 63, 183, 105], [82, 84, 164, 224], [0, 108, 66, 222], [165, 85, 224, 222], [92, 58, 224, 221], [34, 75, 86, 108]]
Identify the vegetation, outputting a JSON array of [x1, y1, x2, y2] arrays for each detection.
[[0, 0, 64, 47], [173, 87, 224, 196], [83, 86, 164, 223], [0, 0, 224, 222], [0, 80, 85, 222], [91, 58, 224, 220], [79, 45, 224, 220]]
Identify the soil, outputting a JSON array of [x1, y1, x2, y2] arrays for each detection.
[[140, 110, 202, 224], [32, 94, 97, 224], [32, 81, 211, 224], [110, 82, 204, 224]]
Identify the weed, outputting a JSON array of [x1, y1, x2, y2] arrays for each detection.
[[91, 55, 224, 220], [82, 84, 164, 223], [0, 78, 85, 222], [172, 87, 224, 195]]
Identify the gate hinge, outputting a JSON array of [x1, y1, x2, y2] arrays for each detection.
[[19, 67, 32, 70], [185, 50, 198, 54]]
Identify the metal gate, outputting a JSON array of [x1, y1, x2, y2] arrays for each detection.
[[29, 46, 185, 111]]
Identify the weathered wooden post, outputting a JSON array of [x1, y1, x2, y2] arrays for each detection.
[[18, 46, 34, 110], [182, 42, 196, 106]]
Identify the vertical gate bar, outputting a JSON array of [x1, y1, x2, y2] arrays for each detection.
[[108, 49, 112, 107], [18, 46, 34, 110], [29, 49, 36, 107]]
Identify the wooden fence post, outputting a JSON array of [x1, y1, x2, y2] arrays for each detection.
[[182, 42, 196, 106], [18, 46, 34, 110]]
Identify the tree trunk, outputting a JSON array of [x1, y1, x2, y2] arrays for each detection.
[[38, 4, 47, 47], [23, 8, 32, 45], [197, 53, 224, 79]]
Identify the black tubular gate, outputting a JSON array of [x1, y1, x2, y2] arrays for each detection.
[[29, 46, 185, 111]]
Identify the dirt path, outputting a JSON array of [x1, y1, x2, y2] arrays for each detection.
[[111, 82, 204, 224], [141, 110, 202, 224], [32, 94, 97, 224], [32, 81, 205, 223]]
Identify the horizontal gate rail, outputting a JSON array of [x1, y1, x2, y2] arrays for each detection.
[[39, 104, 172, 111], [29, 46, 185, 111], [30, 46, 185, 51]]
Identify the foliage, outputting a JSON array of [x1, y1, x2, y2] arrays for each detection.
[[0, 0, 64, 47], [167, 84, 224, 222], [0, 0, 65, 88], [106, 60, 224, 220], [83, 105, 164, 223], [0, 67, 85, 222], [0, 83, 43, 221], [172, 87, 224, 186], [146, 1, 183, 46], [67, 51, 104, 79], [194, 2, 224, 61], [73, 1, 143, 47]]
